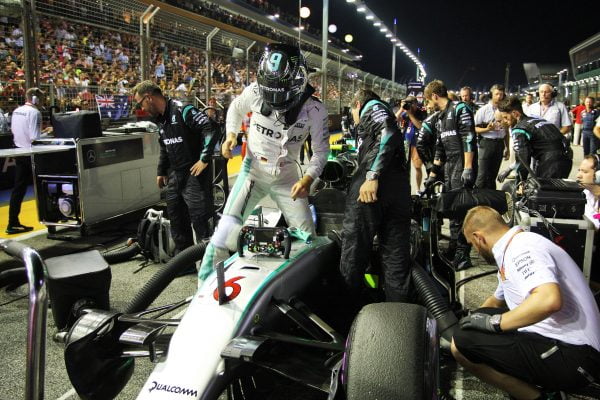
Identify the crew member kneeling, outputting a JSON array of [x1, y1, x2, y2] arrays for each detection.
[[452, 206, 600, 400]]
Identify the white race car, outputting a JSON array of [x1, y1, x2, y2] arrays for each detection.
[[62, 222, 439, 400]]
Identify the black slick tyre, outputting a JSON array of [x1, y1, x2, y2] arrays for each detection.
[[343, 302, 438, 400]]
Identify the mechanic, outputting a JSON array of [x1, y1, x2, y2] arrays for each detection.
[[396, 95, 426, 192], [340, 88, 412, 302], [577, 154, 600, 231], [415, 109, 441, 176], [132, 80, 220, 254], [6, 87, 52, 234], [423, 79, 477, 270], [497, 96, 572, 181], [452, 206, 600, 400], [198, 43, 329, 282], [474, 84, 510, 189]]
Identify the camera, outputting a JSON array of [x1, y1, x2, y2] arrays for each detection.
[[402, 101, 414, 111]]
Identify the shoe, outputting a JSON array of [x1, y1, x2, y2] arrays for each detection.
[[452, 248, 473, 271], [443, 241, 457, 260], [5, 224, 34, 234]]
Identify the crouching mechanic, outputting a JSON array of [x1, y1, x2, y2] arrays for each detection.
[[198, 43, 329, 281], [497, 96, 572, 182], [133, 81, 220, 252], [340, 89, 412, 302], [452, 206, 600, 400]]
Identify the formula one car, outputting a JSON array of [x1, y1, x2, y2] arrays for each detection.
[[61, 221, 439, 400]]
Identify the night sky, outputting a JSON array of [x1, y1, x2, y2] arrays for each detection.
[[274, 0, 598, 91]]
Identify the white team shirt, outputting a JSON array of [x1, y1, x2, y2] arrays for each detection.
[[583, 189, 599, 230], [10, 103, 41, 148], [474, 102, 506, 139], [526, 100, 571, 130], [492, 226, 600, 351], [226, 82, 329, 179]]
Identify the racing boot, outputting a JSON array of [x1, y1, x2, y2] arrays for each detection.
[[443, 240, 457, 261], [452, 247, 473, 271]]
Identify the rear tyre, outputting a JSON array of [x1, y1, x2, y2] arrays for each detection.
[[344, 302, 438, 400]]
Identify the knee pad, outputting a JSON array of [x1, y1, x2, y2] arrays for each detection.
[[210, 214, 242, 251]]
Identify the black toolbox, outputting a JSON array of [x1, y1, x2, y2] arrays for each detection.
[[527, 189, 586, 219]]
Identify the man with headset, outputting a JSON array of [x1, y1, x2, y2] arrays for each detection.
[[6, 87, 52, 234], [526, 83, 572, 136]]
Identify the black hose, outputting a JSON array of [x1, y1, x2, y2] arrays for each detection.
[[411, 263, 458, 342], [0, 267, 27, 289], [101, 244, 141, 265], [124, 243, 207, 314]]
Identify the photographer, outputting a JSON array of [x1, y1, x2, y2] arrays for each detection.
[[396, 96, 427, 191]]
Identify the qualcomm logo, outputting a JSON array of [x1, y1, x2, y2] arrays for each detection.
[[148, 381, 198, 397]]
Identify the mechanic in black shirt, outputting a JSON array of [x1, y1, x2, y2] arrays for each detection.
[[416, 110, 441, 176], [423, 80, 477, 270], [497, 96, 572, 181], [133, 81, 221, 252], [340, 89, 412, 302]]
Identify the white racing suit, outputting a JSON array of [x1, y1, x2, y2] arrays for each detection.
[[199, 83, 329, 281]]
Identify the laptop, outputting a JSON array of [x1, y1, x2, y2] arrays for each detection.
[[515, 152, 582, 192]]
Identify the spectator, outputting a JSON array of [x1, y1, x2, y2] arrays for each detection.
[[581, 96, 599, 155], [453, 205, 600, 400], [571, 100, 586, 146]]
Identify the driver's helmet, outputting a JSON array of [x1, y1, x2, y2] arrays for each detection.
[[257, 43, 308, 112]]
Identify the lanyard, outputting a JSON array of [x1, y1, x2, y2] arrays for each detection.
[[499, 228, 523, 281]]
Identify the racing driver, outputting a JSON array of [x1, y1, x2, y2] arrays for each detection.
[[198, 43, 329, 282]]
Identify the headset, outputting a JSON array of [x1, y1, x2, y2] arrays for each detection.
[[28, 87, 42, 105], [593, 153, 600, 184]]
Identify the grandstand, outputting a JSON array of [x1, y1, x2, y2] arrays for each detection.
[[0, 0, 405, 126]]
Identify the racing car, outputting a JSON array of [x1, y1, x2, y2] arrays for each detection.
[[60, 219, 439, 400]]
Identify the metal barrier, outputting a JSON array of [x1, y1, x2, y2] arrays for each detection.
[[3, 0, 406, 114], [0, 240, 49, 400]]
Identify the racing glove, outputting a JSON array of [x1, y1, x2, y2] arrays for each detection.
[[497, 168, 512, 183], [461, 168, 475, 188], [423, 174, 437, 191], [459, 312, 502, 333]]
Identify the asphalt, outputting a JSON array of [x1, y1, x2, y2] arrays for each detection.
[[0, 146, 597, 400]]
